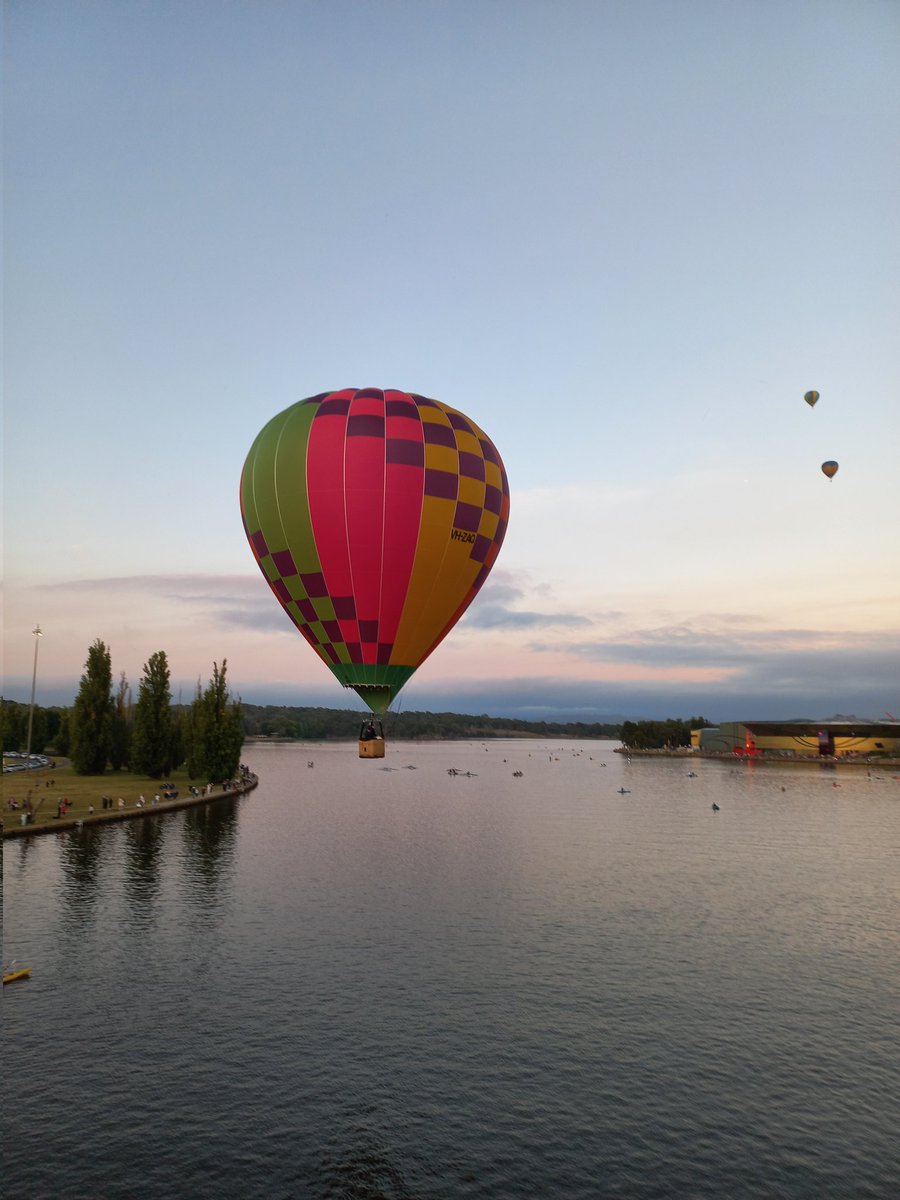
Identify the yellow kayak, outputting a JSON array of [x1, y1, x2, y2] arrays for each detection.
[[3, 966, 32, 985]]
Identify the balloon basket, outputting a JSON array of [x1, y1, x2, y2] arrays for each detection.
[[359, 718, 385, 758], [359, 738, 386, 759]]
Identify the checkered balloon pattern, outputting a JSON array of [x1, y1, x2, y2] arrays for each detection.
[[240, 388, 509, 713]]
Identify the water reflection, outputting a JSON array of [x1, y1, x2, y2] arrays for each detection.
[[5, 743, 899, 1200], [317, 1123, 416, 1200], [58, 825, 107, 931], [180, 799, 238, 905], [123, 815, 165, 910], [11, 834, 38, 871]]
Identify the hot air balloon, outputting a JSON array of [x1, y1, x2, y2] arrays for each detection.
[[804, 390, 819, 407], [821, 460, 839, 480], [240, 388, 510, 723]]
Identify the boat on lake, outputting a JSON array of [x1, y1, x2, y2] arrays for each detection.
[[3, 964, 32, 985]]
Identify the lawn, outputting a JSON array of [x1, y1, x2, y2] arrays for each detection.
[[3, 761, 222, 832]]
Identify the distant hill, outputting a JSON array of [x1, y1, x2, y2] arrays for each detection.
[[239, 703, 623, 742]]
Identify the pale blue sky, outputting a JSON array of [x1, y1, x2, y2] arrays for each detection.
[[4, 0, 899, 720]]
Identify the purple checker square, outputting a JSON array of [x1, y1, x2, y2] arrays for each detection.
[[386, 438, 424, 467], [355, 387, 385, 400], [453, 500, 482, 533], [424, 468, 458, 500], [332, 595, 357, 620], [300, 572, 329, 598], [322, 620, 342, 643], [359, 619, 379, 644], [411, 394, 439, 408], [423, 423, 456, 448], [271, 549, 298, 577], [448, 412, 474, 434], [297, 598, 317, 622], [346, 642, 363, 664], [376, 643, 393, 665], [385, 398, 417, 417], [458, 451, 485, 481], [470, 534, 491, 563], [479, 439, 500, 466], [348, 413, 385, 438], [323, 644, 340, 664], [317, 396, 351, 415], [250, 530, 270, 558], [483, 484, 502, 515], [272, 578, 291, 603]]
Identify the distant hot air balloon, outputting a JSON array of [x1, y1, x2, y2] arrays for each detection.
[[804, 390, 819, 407], [821, 460, 839, 480], [240, 388, 510, 716]]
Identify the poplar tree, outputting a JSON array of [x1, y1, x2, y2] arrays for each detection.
[[187, 660, 244, 783], [70, 639, 113, 774], [109, 671, 132, 770], [129, 651, 174, 778]]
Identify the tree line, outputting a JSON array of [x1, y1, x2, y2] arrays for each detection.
[[619, 717, 714, 750], [1, 640, 244, 782], [239, 704, 625, 741], [240, 708, 714, 745], [3, 652, 715, 760]]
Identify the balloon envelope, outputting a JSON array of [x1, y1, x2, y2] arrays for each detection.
[[240, 389, 510, 713], [804, 390, 819, 407], [821, 460, 839, 479]]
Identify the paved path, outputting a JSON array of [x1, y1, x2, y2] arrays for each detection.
[[2, 774, 258, 840]]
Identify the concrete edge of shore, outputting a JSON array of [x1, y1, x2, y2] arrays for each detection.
[[616, 749, 900, 767], [2, 774, 259, 840]]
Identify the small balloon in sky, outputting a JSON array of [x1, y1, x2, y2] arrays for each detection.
[[240, 388, 510, 715], [804, 390, 820, 407], [821, 460, 839, 480]]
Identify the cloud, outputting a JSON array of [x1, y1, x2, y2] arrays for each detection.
[[520, 621, 900, 716], [12, 574, 897, 724], [538, 624, 895, 669], [35, 571, 594, 636], [33, 572, 293, 634], [462, 605, 591, 630], [39, 574, 254, 594], [459, 569, 593, 630], [392, 667, 900, 724]]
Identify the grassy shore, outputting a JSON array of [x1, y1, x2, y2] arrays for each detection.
[[2, 761, 253, 837]]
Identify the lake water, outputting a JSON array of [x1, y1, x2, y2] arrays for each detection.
[[4, 740, 899, 1199]]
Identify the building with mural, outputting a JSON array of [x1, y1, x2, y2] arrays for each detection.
[[691, 718, 900, 759]]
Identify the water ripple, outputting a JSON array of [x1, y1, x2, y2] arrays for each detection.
[[4, 742, 900, 1199]]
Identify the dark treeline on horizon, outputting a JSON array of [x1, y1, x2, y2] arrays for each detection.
[[3, 698, 716, 751], [238, 703, 624, 741], [3, 698, 624, 747]]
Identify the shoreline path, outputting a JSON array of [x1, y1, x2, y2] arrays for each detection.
[[2, 771, 258, 840]]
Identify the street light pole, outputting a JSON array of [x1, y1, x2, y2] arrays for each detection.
[[25, 624, 43, 760]]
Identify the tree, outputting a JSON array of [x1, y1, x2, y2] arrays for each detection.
[[70, 640, 113, 774], [169, 707, 187, 773], [1, 700, 27, 751], [109, 672, 132, 770], [187, 660, 244, 783], [129, 651, 174, 778], [620, 718, 707, 750], [54, 709, 71, 757]]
